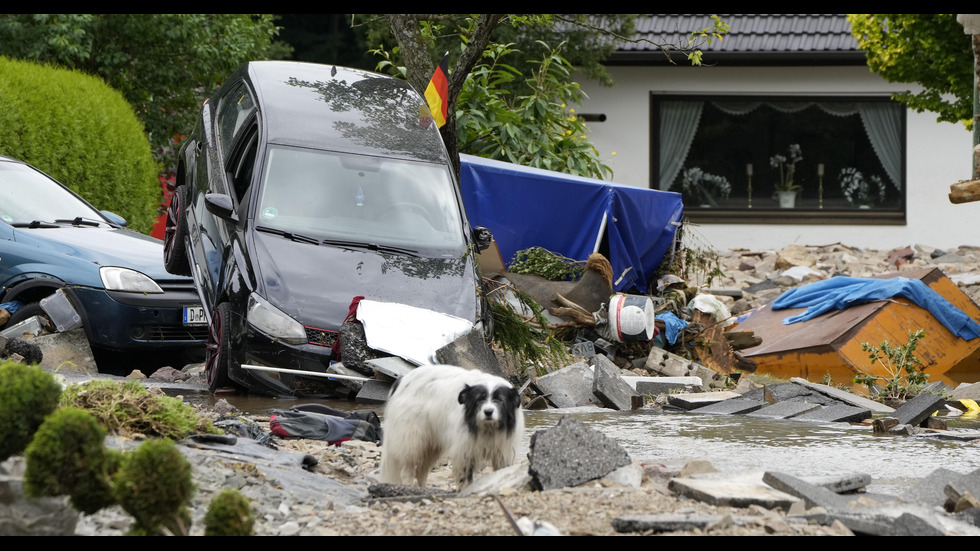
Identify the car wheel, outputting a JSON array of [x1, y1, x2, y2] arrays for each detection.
[[205, 302, 235, 393], [163, 184, 192, 276]]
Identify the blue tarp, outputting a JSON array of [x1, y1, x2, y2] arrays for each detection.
[[771, 276, 980, 340], [458, 154, 684, 293]]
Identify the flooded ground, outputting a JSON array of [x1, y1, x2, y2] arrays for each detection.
[[180, 390, 980, 497]]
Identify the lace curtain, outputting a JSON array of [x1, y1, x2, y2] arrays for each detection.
[[658, 100, 902, 191]]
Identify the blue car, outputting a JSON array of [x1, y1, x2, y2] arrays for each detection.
[[0, 155, 207, 372]]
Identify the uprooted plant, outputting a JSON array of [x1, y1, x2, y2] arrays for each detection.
[[853, 328, 932, 403]]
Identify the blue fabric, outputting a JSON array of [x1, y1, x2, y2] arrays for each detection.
[[657, 311, 689, 345], [458, 154, 684, 293], [771, 276, 980, 340], [0, 301, 21, 315]]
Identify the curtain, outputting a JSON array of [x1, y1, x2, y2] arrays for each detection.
[[660, 99, 902, 192]]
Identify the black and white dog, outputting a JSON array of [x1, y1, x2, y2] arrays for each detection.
[[379, 364, 524, 488]]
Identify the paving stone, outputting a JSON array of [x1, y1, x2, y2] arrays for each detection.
[[790, 377, 895, 414], [793, 404, 872, 423], [612, 513, 730, 534], [687, 398, 767, 415], [591, 354, 638, 411], [799, 472, 872, 494], [354, 379, 392, 404], [745, 401, 822, 419], [527, 416, 631, 491], [667, 470, 801, 512], [631, 377, 702, 395], [666, 391, 742, 411], [892, 392, 946, 426]]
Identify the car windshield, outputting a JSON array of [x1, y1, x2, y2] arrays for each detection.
[[0, 161, 106, 225], [254, 146, 467, 253]]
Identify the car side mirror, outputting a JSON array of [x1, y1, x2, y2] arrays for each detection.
[[473, 226, 493, 252], [100, 210, 127, 227], [205, 193, 239, 223]]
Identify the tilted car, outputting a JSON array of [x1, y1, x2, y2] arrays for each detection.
[[164, 60, 493, 395], [0, 155, 207, 371]]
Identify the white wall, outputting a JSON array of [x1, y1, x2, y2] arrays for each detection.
[[577, 65, 977, 251]]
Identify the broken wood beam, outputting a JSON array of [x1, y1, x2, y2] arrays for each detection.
[[948, 178, 980, 204]]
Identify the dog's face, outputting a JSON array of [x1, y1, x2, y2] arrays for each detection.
[[458, 383, 521, 436]]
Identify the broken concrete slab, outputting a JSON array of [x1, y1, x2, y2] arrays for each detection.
[[611, 513, 749, 534], [629, 376, 702, 395], [644, 347, 702, 378], [434, 327, 504, 378], [763, 471, 865, 510], [666, 391, 742, 411], [364, 356, 415, 379], [534, 362, 597, 408], [903, 467, 976, 508], [457, 462, 534, 498], [799, 472, 873, 494], [802, 505, 980, 536], [892, 392, 947, 426], [745, 401, 823, 420], [667, 470, 801, 512], [790, 377, 895, 414], [591, 355, 638, 411], [354, 379, 391, 404], [23, 328, 96, 373], [688, 398, 767, 416], [527, 416, 631, 491], [792, 404, 873, 423]]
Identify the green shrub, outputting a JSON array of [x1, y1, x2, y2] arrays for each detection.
[[23, 407, 117, 514], [0, 361, 62, 460], [114, 438, 195, 536], [204, 489, 255, 536], [0, 56, 161, 234]]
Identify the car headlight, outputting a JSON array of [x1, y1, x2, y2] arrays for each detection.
[[99, 266, 163, 293], [247, 293, 308, 345]]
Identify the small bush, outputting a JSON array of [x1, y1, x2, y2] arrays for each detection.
[[0, 57, 161, 234], [0, 361, 62, 460], [114, 438, 195, 536], [204, 489, 255, 536], [23, 407, 116, 514]]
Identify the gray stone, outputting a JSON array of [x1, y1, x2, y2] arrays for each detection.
[[950, 382, 980, 402], [625, 376, 702, 395], [354, 379, 392, 404], [746, 401, 822, 419], [0, 457, 79, 536], [612, 513, 729, 534], [799, 472, 873, 494], [763, 471, 856, 510], [892, 392, 946, 426], [688, 398, 767, 415], [325, 362, 367, 394], [535, 362, 597, 408], [457, 462, 534, 497], [527, 416, 632, 491], [644, 347, 701, 378], [903, 467, 973, 507], [364, 356, 415, 379], [790, 377, 895, 414], [591, 355, 638, 411], [792, 404, 872, 423], [434, 327, 504, 378], [666, 391, 742, 411]]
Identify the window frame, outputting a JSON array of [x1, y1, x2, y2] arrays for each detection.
[[650, 92, 907, 226]]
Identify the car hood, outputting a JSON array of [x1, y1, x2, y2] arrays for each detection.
[[250, 231, 480, 330], [15, 226, 174, 280]]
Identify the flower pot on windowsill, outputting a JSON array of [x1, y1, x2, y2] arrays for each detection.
[[777, 190, 797, 208]]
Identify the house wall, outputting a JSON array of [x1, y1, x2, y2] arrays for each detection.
[[577, 65, 977, 252]]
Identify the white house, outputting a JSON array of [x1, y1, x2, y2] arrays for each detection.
[[575, 14, 977, 252]]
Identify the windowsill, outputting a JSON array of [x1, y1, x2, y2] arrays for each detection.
[[683, 207, 906, 225]]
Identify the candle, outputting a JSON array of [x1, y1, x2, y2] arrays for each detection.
[[818, 163, 825, 177], [746, 163, 753, 176]]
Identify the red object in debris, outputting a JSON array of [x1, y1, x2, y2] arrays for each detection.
[[150, 174, 175, 240]]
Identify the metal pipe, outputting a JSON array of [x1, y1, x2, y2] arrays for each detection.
[[241, 363, 372, 382]]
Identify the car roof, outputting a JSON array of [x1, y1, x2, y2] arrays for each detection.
[[240, 60, 451, 164]]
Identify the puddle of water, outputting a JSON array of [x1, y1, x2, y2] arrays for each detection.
[[176, 389, 980, 496]]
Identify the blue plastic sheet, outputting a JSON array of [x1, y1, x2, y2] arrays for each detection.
[[657, 311, 689, 345], [771, 276, 980, 340], [458, 154, 684, 293]]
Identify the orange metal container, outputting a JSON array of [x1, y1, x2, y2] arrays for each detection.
[[735, 267, 980, 392]]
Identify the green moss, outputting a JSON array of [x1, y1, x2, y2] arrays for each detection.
[[60, 379, 220, 440], [204, 489, 255, 536], [23, 407, 116, 514], [0, 57, 161, 234], [114, 438, 195, 535], [0, 361, 62, 461]]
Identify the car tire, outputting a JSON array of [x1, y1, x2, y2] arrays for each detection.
[[205, 302, 235, 393], [163, 184, 192, 276]]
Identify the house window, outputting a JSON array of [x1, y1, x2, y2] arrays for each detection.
[[653, 95, 906, 224]]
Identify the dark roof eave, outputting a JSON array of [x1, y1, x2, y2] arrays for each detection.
[[604, 50, 868, 67]]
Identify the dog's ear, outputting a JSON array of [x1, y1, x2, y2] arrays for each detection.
[[458, 384, 472, 404]]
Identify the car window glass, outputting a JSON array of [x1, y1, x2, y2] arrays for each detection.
[[216, 83, 256, 161], [229, 125, 259, 203], [0, 163, 105, 225], [254, 147, 466, 253]]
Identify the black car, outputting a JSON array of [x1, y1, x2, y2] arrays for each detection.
[[0, 155, 207, 371], [164, 60, 493, 395]]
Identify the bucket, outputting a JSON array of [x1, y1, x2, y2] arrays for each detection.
[[607, 294, 656, 343]]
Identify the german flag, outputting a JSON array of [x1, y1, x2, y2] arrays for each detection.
[[424, 52, 449, 128]]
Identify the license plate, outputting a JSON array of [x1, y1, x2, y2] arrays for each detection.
[[183, 305, 207, 325]]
